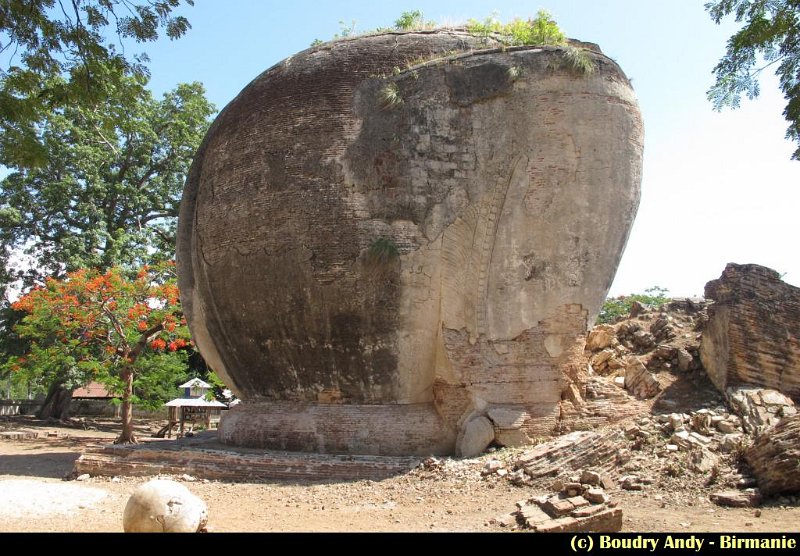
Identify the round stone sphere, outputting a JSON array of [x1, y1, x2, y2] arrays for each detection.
[[178, 31, 643, 455], [122, 479, 208, 533]]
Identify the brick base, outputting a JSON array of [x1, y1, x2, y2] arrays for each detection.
[[218, 401, 457, 456]]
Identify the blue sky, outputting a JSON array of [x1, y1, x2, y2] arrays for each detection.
[[140, 1, 800, 297]]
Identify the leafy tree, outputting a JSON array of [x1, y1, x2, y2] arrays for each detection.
[[0, 304, 29, 397], [707, 0, 800, 159], [5, 262, 191, 443], [0, 75, 214, 290], [0, 0, 195, 168], [597, 286, 670, 324]]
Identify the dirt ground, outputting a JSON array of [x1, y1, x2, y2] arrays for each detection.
[[1, 417, 798, 532]]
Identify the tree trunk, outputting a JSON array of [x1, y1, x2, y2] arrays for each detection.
[[114, 368, 137, 444], [37, 381, 73, 420]]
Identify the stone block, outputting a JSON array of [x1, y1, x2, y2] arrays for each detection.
[[710, 490, 762, 508], [701, 264, 800, 402], [456, 416, 495, 458]]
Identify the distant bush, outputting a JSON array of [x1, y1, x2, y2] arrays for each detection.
[[394, 10, 435, 31], [598, 286, 670, 324], [466, 10, 566, 46]]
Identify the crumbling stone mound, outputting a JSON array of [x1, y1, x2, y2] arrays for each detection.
[[122, 479, 208, 533], [745, 413, 800, 496], [178, 30, 643, 455], [700, 263, 800, 403], [513, 430, 621, 481], [583, 300, 705, 407], [611, 405, 763, 498], [727, 387, 796, 435], [494, 468, 622, 532]]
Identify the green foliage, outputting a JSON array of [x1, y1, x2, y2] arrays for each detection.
[[0, 0, 195, 169], [0, 304, 33, 397], [334, 19, 358, 39], [366, 237, 400, 265], [466, 10, 566, 46], [527, 9, 567, 45], [395, 10, 423, 30], [203, 369, 230, 402], [562, 45, 596, 74], [0, 75, 215, 290], [319, 8, 587, 80], [378, 83, 403, 109], [465, 10, 594, 74], [4, 263, 191, 435], [465, 12, 504, 39], [394, 10, 435, 31], [706, 0, 800, 160], [125, 351, 187, 410], [598, 286, 670, 324]]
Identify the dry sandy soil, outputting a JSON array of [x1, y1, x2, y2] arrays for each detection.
[[0, 416, 798, 533]]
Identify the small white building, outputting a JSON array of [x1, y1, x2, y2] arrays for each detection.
[[160, 378, 227, 438]]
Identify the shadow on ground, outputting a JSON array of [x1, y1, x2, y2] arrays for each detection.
[[652, 370, 725, 415], [0, 452, 80, 479]]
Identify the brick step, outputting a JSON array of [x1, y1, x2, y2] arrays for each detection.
[[74, 442, 421, 482]]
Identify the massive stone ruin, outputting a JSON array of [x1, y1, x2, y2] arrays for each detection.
[[701, 263, 800, 403], [177, 30, 643, 455]]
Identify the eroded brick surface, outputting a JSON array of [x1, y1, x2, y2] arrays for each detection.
[[701, 264, 800, 402], [177, 31, 643, 454]]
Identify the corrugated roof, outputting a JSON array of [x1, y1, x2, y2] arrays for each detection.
[[179, 378, 212, 389], [165, 398, 227, 408], [72, 381, 116, 399]]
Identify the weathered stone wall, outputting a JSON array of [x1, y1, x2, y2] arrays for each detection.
[[178, 31, 643, 455], [700, 263, 800, 403]]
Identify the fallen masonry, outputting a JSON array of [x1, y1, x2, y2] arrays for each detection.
[[745, 413, 800, 496], [726, 387, 796, 434], [494, 468, 622, 532], [709, 490, 762, 508], [513, 430, 622, 480], [0, 430, 42, 441]]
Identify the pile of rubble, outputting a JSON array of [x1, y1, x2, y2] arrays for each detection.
[[492, 469, 622, 532], [585, 298, 706, 401], [745, 413, 800, 496], [483, 385, 796, 527], [481, 265, 800, 531], [479, 430, 620, 487], [617, 387, 796, 503], [727, 388, 797, 434]]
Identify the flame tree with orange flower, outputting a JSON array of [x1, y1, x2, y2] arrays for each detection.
[[6, 262, 190, 443]]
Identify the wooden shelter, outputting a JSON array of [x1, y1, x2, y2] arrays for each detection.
[[157, 378, 227, 438]]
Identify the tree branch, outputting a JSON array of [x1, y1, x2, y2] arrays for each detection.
[[130, 321, 164, 361]]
